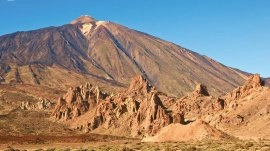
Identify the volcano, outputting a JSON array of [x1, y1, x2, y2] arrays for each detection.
[[0, 15, 248, 96]]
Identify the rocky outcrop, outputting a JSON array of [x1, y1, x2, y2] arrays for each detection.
[[53, 75, 184, 136], [222, 74, 266, 114], [53, 74, 270, 140], [172, 83, 225, 121], [126, 75, 152, 94], [52, 82, 107, 120], [130, 91, 174, 136], [140, 74, 270, 142], [51, 74, 270, 140], [81, 75, 178, 136], [20, 98, 53, 110], [226, 74, 264, 100], [209, 74, 270, 139], [52, 76, 233, 137], [193, 84, 210, 96]]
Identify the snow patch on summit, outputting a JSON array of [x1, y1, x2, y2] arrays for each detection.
[[95, 21, 108, 30], [79, 21, 108, 36], [80, 23, 93, 36], [96, 21, 108, 26]]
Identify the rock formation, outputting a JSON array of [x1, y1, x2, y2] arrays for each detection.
[[52, 76, 229, 137], [193, 84, 210, 96], [20, 98, 53, 110], [53, 75, 184, 136], [142, 75, 269, 142], [129, 90, 174, 136], [226, 74, 264, 100], [52, 82, 107, 120], [86, 75, 179, 136], [171, 83, 225, 122], [52, 74, 270, 140], [208, 74, 270, 139]]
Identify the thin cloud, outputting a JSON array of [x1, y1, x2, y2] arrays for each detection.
[[7, 0, 15, 2]]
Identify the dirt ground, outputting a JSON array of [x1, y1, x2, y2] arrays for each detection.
[[0, 136, 270, 151], [0, 134, 139, 150]]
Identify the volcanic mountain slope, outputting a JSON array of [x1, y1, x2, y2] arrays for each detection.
[[0, 15, 248, 97], [265, 78, 270, 86]]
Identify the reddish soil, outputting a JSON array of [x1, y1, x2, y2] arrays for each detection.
[[0, 134, 138, 145]]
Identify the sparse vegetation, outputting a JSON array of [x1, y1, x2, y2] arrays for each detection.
[[2, 140, 270, 150]]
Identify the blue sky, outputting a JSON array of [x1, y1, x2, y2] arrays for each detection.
[[0, 0, 269, 77]]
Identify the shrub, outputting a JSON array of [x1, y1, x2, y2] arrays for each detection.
[[121, 146, 134, 151], [245, 142, 254, 148]]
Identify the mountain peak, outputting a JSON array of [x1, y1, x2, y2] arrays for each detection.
[[70, 15, 96, 24]]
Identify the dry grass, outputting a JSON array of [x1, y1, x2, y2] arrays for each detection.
[[1, 139, 270, 151], [0, 89, 72, 136]]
